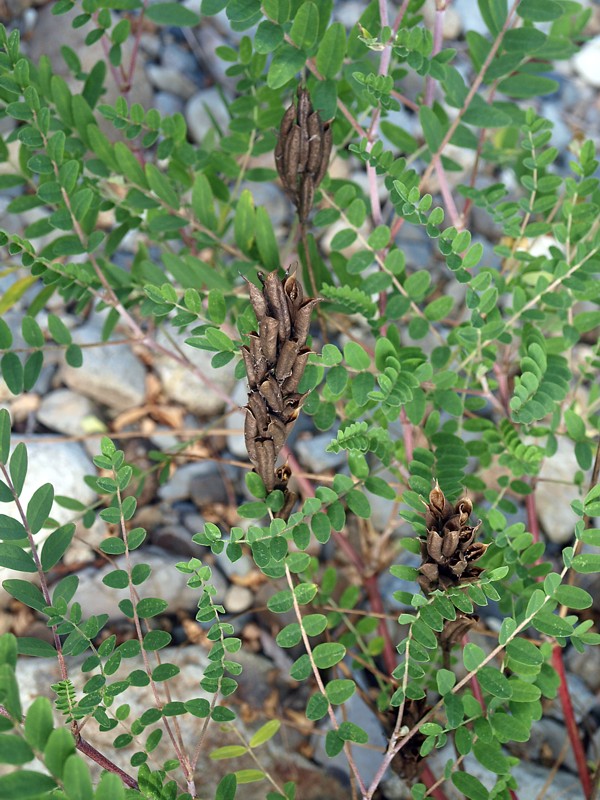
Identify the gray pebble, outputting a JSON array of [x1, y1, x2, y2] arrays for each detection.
[[224, 584, 253, 613], [295, 431, 346, 473], [147, 64, 198, 100], [60, 323, 146, 412], [186, 87, 230, 143], [153, 91, 185, 117], [37, 389, 99, 437]]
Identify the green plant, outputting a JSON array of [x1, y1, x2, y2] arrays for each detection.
[[0, 1, 598, 799]]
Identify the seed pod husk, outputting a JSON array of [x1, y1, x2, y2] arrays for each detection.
[[293, 298, 319, 347], [314, 123, 333, 186], [255, 438, 276, 492], [441, 527, 460, 558], [276, 86, 332, 223], [260, 317, 279, 367], [245, 277, 268, 322], [267, 418, 287, 455], [260, 375, 284, 413], [263, 271, 292, 340], [426, 529, 444, 564], [244, 410, 259, 465], [284, 271, 304, 312], [247, 391, 269, 433], [306, 112, 323, 174], [241, 346, 257, 389], [282, 349, 310, 393], [275, 340, 299, 382], [297, 87, 311, 129], [299, 173, 315, 223], [283, 124, 301, 191], [248, 333, 267, 384], [280, 103, 296, 137]]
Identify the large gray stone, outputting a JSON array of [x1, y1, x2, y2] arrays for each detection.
[[73, 546, 226, 619], [536, 438, 591, 544], [153, 328, 236, 416], [185, 87, 230, 143], [60, 323, 146, 412], [37, 389, 100, 437], [0, 439, 96, 604]]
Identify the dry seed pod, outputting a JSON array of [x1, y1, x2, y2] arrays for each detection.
[[299, 173, 315, 223], [241, 268, 319, 519], [241, 347, 257, 389], [259, 317, 279, 367], [275, 85, 333, 223], [275, 340, 299, 382], [263, 271, 292, 340], [417, 481, 487, 595], [293, 298, 320, 347], [245, 278, 268, 322], [314, 123, 332, 186]]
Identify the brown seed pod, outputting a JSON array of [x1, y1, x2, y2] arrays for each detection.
[[297, 87, 311, 129], [248, 333, 267, 384], [426, 529, 445, 564], [279, 103, 296, 137], [275, 339, 299, 383], [314, 123, 332, 186], [255, 438, 276, 492], [247, 391, 269, 433], [284, 271, 304, 312], [455, 497, 473, 520], [267, 417, 287, 455], [298, 174, 315, 223], [241, 346, 257, 389], [244, 410, 259, 465], [441, 527, 460, 558], [429, 481, 446, 514], [282, 349, 310, 393], [293, 298, 319, 347], [260, 375, 284, 414], [283, 124, 301, 192], [245, 277, 268, 322], [306, 112, 323, 174], [263, 271, 292, 341], [259, 317, 279, 367]]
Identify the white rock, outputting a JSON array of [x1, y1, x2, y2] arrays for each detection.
[[226, 380, 249, 458], [153, 328, 237, 415], [61, 323, 146, 412], [0, 439, 96, 604], [74, 546, 226, 619], [573, 35, 600, 88], [37, 389, 99, 437], [422, 0, 462, 39], [146, 64, 198, 100], [224, 584, 253, 613], [185, 88, 230, 143], [536, 437, 590, 544], [453, 0, 488, 36]]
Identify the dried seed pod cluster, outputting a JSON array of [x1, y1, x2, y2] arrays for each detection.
[[418, 482, 488, 595], [242, 269, 318, 518], [275, 86, 333, 223]]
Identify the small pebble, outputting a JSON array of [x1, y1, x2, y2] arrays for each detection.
[[225, 585, 253, 614]]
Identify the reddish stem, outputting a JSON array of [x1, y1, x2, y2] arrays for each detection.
[[364, 573, 397, 675], [552, 646, 593, 798], [525, 492, 540, 543]]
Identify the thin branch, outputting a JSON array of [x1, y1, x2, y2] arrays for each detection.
[[284, 564, 368, 797]]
